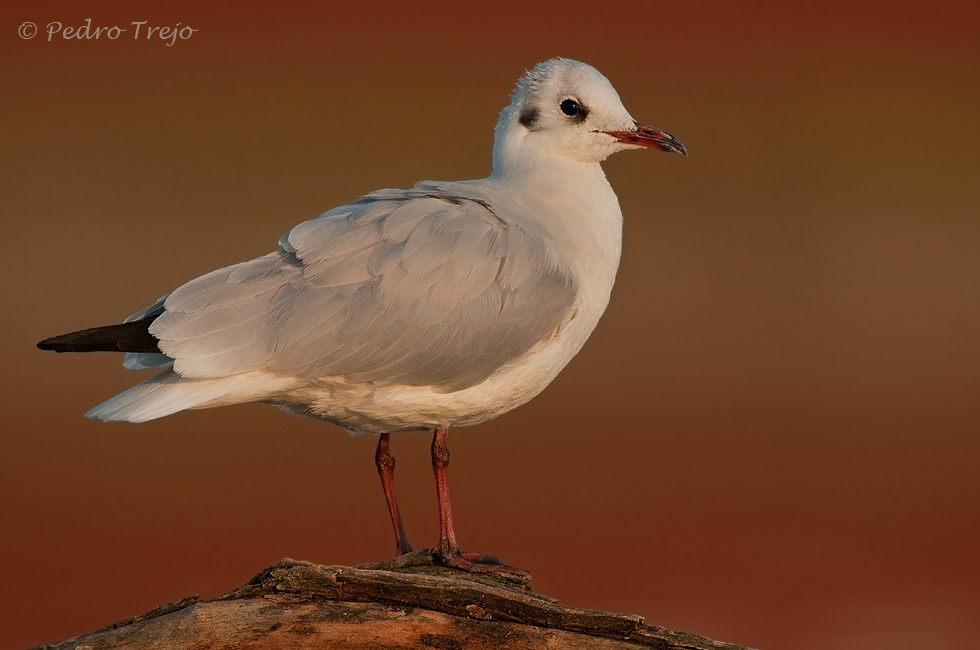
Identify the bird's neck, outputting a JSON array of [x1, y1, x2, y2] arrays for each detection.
[[486, 153, 624, 309]]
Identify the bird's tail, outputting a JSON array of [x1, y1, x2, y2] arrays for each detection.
[[37, 317, 160, 353], [85, 368, 300, 423], [85, 368, 202, 422]]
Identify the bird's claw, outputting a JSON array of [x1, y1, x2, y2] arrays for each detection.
[[435, 548, 529, 575]]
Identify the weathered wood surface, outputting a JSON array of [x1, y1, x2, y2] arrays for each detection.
[[35, 554, 752, 650]]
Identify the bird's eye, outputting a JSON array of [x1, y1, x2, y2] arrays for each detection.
[[560, 99, 581, 117]]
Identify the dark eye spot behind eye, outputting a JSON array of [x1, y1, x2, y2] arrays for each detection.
[[519, 106, 540, 128], [560, 98, 588, 123]]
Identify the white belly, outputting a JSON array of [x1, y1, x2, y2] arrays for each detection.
[[275, 294, 604, 433]]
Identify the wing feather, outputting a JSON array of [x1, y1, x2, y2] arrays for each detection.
[[149, 187, 577, 392]]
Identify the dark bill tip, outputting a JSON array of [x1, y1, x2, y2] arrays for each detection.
[[604, 121, 687, 156]]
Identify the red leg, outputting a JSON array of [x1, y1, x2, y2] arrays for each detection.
[[431, 428, 527, 574], [376, 433, 412, 556]]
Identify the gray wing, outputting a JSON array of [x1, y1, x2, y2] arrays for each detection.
[[149, 188, 578, 393]]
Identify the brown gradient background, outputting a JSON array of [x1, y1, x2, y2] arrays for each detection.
[[2, 1, 979, 648]]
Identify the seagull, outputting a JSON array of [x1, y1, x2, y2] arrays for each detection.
[[37, 58, 686, 573]]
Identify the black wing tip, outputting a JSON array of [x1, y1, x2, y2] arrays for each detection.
[[36, 317, 162, 354], [36, 334, 122, 353], [37, 337, 68, 352]]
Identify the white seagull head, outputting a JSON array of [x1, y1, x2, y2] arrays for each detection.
[[493, 58, 686, 172]]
